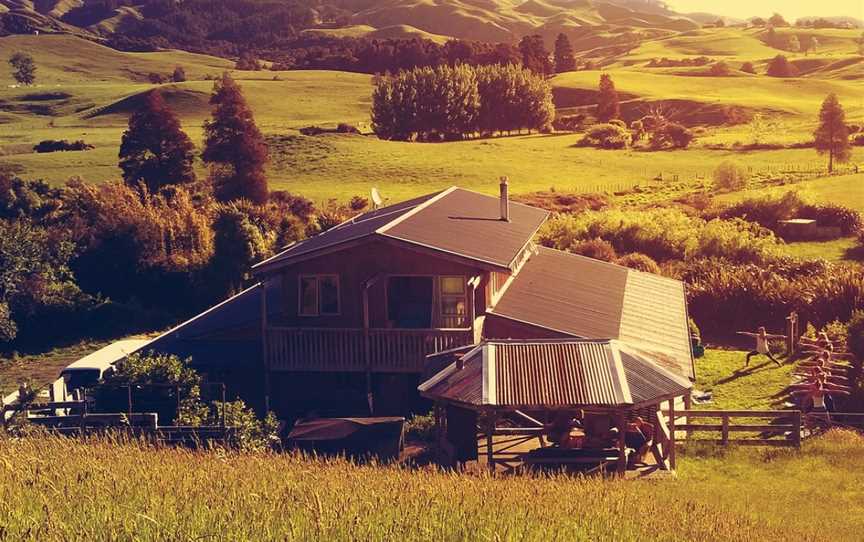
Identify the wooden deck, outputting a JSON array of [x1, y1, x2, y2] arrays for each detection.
[[266, 327, 473, 373]]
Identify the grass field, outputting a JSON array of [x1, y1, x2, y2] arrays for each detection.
[[0, 429, 862, 541]]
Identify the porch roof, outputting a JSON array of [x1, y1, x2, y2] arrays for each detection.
[[252, 187, 549, 274], [418, 339, 692, 410]]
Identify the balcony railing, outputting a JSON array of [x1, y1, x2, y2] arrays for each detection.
[[266, 327, 474, 373]]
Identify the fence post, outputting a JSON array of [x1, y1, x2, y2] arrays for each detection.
[[793, 411, 802, 448], [127, 385, 132, 417], [721, 415, 730, 445]]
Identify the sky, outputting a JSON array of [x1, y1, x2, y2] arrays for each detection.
[[665, 0, 864, 21]]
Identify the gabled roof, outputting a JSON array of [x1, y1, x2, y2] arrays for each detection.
[[489, 247, 694, 380], [418, 339, 692, 410], [253, 187, 549, 274]]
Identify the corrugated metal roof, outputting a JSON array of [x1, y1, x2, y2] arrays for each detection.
[[419, 339, 691, 409], [489, 247, 694, 380], [253, 187, 549, 274]]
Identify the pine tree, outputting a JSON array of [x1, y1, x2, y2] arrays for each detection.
[[554, 33, 576, 73], [596, 73, 620, 122], [813, 93, 851, 173], [119, 90, 196, 193], [8, 52, 36, 86], [202, 73, 269, 204]]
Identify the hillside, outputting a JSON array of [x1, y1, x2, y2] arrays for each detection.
[[1, 33, 862, 202]]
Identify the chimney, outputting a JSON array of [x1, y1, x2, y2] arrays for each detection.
[[499, 176, 510, 222]]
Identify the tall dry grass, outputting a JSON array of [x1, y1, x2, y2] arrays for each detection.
[[1, 431, 863, 541]]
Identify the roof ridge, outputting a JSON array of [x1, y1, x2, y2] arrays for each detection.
[[376, 186, 458, 234]]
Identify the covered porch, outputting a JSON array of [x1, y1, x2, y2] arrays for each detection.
[[419, 339, 692, 476]]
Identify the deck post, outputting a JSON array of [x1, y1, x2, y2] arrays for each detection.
[[615, 411, 627, 476], [668, 397, 676, 470], [260, 280, 271, 413], [362, 280, 373, 414], [485, 409, 497, 474]]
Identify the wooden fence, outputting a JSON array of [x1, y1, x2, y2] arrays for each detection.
[[672, 410, 802, 448]]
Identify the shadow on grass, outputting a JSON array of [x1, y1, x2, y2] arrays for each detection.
[[715, 360, 776, 385], [843, 243, 864, 262]]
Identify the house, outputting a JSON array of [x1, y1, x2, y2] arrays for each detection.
[[136, 180, 694, 420]]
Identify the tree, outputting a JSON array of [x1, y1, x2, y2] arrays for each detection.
[[813, 93, 852, 173], [172, 66, 187, 82], [203, 73, 269, 204], [785, 34, 801, 52], [596, 73, 620, 122], [768, 13, 789, 27], [519, 35, 551, 75], [741, 61, 756, 74], [119, 90, 197, 193], [766, 55, 798, 77], [709, 61, 731, 76], [8, 52, 36, 86], [554, 33, 576, 73]]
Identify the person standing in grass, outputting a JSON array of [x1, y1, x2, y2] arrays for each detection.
[[737, 327, 785, 366]]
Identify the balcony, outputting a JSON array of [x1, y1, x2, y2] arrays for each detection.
[[266, 327, 474, 373]]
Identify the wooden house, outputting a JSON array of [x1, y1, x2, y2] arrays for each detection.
[[136, 181, 694, 419]]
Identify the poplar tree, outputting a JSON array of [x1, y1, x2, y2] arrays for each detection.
[[202, 73, 268, 204], [119, 89, 196, 192], [813, 93, 851, 173]]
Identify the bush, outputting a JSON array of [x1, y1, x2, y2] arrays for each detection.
[[853, 133, 864, 146], [33, 139, 93, 153], [148, 72, 166, 84], [650, 122, 693, 149], [709, 61, 731, 76], [741, 61, 756, 74], [336, 123, 360, 134], [552, 114, 585, 131], [715, 191, 806, 229], [616, 252, 661, 273], [405, 412, 436, 443], [685, 259, 864, 336], [172, 66, 186, 83], [692, 218, 783, 264], [570, 238, 618, 261], [713, 160, 750, 190], [580, 123, 629, 149], [766, 55, 799, 77], [609, 119, 627, 129], [800, 204, 864, 236], [847, 311, 864, 373]]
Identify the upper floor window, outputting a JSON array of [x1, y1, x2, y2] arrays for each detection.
[[299, 275, 340, 316], [439, 276, 467, 328]]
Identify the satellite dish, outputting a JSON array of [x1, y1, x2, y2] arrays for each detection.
[[371, 187, 384, 210]]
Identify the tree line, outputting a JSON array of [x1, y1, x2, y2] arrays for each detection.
[[371, 64, 555, 142]]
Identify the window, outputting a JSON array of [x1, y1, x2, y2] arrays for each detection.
[[298, 275, 340, 316], [439, 276, 467, 328]]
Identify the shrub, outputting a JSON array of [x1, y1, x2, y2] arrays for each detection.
[[715, 191, 806, 230], [405, 412, 436, 443], [172, 66, 186, 83], [766, 55, 799, 77], [616, 252, 661, 273], [579, 123, 629, 149], [713, 160, 750, 190], [107, 352, 200, 387], [570, 238, 618, 261], [148, 72, 166, 84], [685, 259, 864, 336], [336, 123, 360, 134], [691, 218, 783, 264], [33, 139, 93, 153], [853, 133, 864, 146], [847, 311, 864, 369], [650, 122, 694, 149], [800, 203, 864, 236], [552, 114, 585, 131], [609, 119, 627, 129], [741, 61, 756, 74], [709, 61, 731, 76]]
